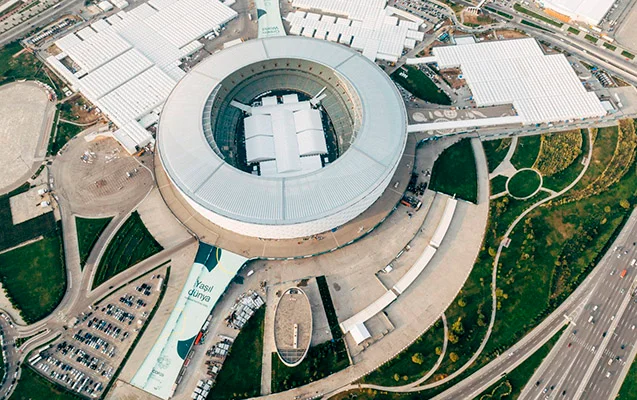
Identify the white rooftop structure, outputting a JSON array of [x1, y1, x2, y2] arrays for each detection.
[[537, 0, 616, 26], [158, 37, 407, 239], [46, 0, 237, 153], [242, 95, 328, 175], [287, 0, 425, 62], [430, 38, 606, 125]]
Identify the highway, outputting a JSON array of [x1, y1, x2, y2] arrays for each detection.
[[520, 239, 637, 400]]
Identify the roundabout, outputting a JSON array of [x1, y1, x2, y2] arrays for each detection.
[[506, 168, 543, 200]]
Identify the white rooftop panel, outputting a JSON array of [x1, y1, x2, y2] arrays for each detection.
[[76, 27, 97, 40], [91, 19, 111, 31], [78, 48, 153, 99]]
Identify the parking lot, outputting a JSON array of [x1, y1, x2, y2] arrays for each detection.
[[392, 0, 448, 31], [28, 273, 166, 398]]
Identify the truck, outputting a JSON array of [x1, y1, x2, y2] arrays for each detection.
[[620, 269, 628, 278]]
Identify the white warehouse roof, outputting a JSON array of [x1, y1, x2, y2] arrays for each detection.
[[46, 0, 237, 152], [431, 38, 606, 125], [158, 37, 408, 239], [538, 0, 616, 26]]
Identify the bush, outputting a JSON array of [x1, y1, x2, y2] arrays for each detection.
[[534, 130, 583, 176], [412, 353, 425, 365]]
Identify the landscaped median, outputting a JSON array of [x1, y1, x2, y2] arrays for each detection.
[[75, 215, 112, 269], [92, 211, 162, 289], [429, 138, 478, 204]]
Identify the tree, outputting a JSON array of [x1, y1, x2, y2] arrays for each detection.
[[449, 352, 459, 363], [448, 332, 459, 344], [457, 298, 466, 307], [393, 373, 400, 382], [620, 199, 631, 209], [412, 353, 425, 365], [435, 346, 442, 356], [451, 317, 464, 335]]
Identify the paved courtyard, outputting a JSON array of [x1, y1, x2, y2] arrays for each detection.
[[0, 81, 54, 193]]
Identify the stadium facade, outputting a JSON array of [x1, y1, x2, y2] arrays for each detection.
[[158, 36, 408, 239]]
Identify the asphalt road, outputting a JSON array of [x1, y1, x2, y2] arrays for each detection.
[[520, 230, 637, 400]]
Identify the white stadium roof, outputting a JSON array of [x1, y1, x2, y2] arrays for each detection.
[[47, 0, 237, 153], [431, 38, 606, 125], [538, 0, 616, 25], [158, 37, 407, 238]]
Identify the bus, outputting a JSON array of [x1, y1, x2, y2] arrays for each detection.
[[620, 269, 627, 278]]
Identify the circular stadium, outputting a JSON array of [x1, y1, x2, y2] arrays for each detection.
[[157, 36, 408, 239]]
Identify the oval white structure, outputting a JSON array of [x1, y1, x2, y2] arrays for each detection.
[[274, 287, 312, 367], [158, 37, 407, 239]]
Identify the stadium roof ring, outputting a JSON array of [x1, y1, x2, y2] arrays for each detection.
[[158, 37, 408, 239]]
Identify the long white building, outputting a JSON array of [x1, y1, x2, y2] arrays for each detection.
[[46, 0, 237, 153], [537, 0, 616, 26]]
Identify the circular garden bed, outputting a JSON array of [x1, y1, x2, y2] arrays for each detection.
[[507, 169, 542, 199]]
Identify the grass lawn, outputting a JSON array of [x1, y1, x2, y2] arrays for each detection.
[[567, 26, 580, 35], [391, 65, 451, 105], [0, 233, 66, 324], [622, 50, 635, 60], [584, 34, 599, 44], [0, 184, 57, 252], [0, 41, 64, 96], [510, 135, 541, 169], [541, 130, 587, 192], [574, 126, 618, 190], [429, 139, 478, 203], [514, 4, 562, 27], [491, 175, 508, 196], [50, 122, 83, 154], [520, 19, 551, 31], [361, 319, 444, 386], [12, 366, 83, 400], [485, 7, 513, 19], [603, 42, 617, 51], [272, 339, 350, 392], [618, 354, 637, 399], [92, 211, 162, 289], [76, 216, 112, 268], [507, 169, 541, 198], [482, 138, 511, 173], [208, 307, 265, 399]]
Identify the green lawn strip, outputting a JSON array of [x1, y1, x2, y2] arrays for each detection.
[[618, 351, 637, 398], [567, 26, 580, 35], [507, 170, 541, 198], [482, 138, 512, 173], [0, 41, 64, 97], [475, 326, 566, 400], [92, 211, 162, 289], [542, 130, 587, 192], [76, 216, 112, 269], [520, 19, 551, 32], [272, 339, 350, 392], [491, 175, 508, 196], [485, 7, 513, 19], [51, 122, 83, 154], [360, 319, 444, 386], [11, 365, 84, 400], [0, 229, 66, 323], [208, 307, 265, 399], [603, 42, 617, 51], [429, 138, 478, 203], [573, 126, 618, 191], [510, 135, 541, 169], [390, 65, 451, 105], [622, 50, 635, 60], [584, 34, 599, 44], [0, 184, 57, 252], [513, 4, 562, 27]]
